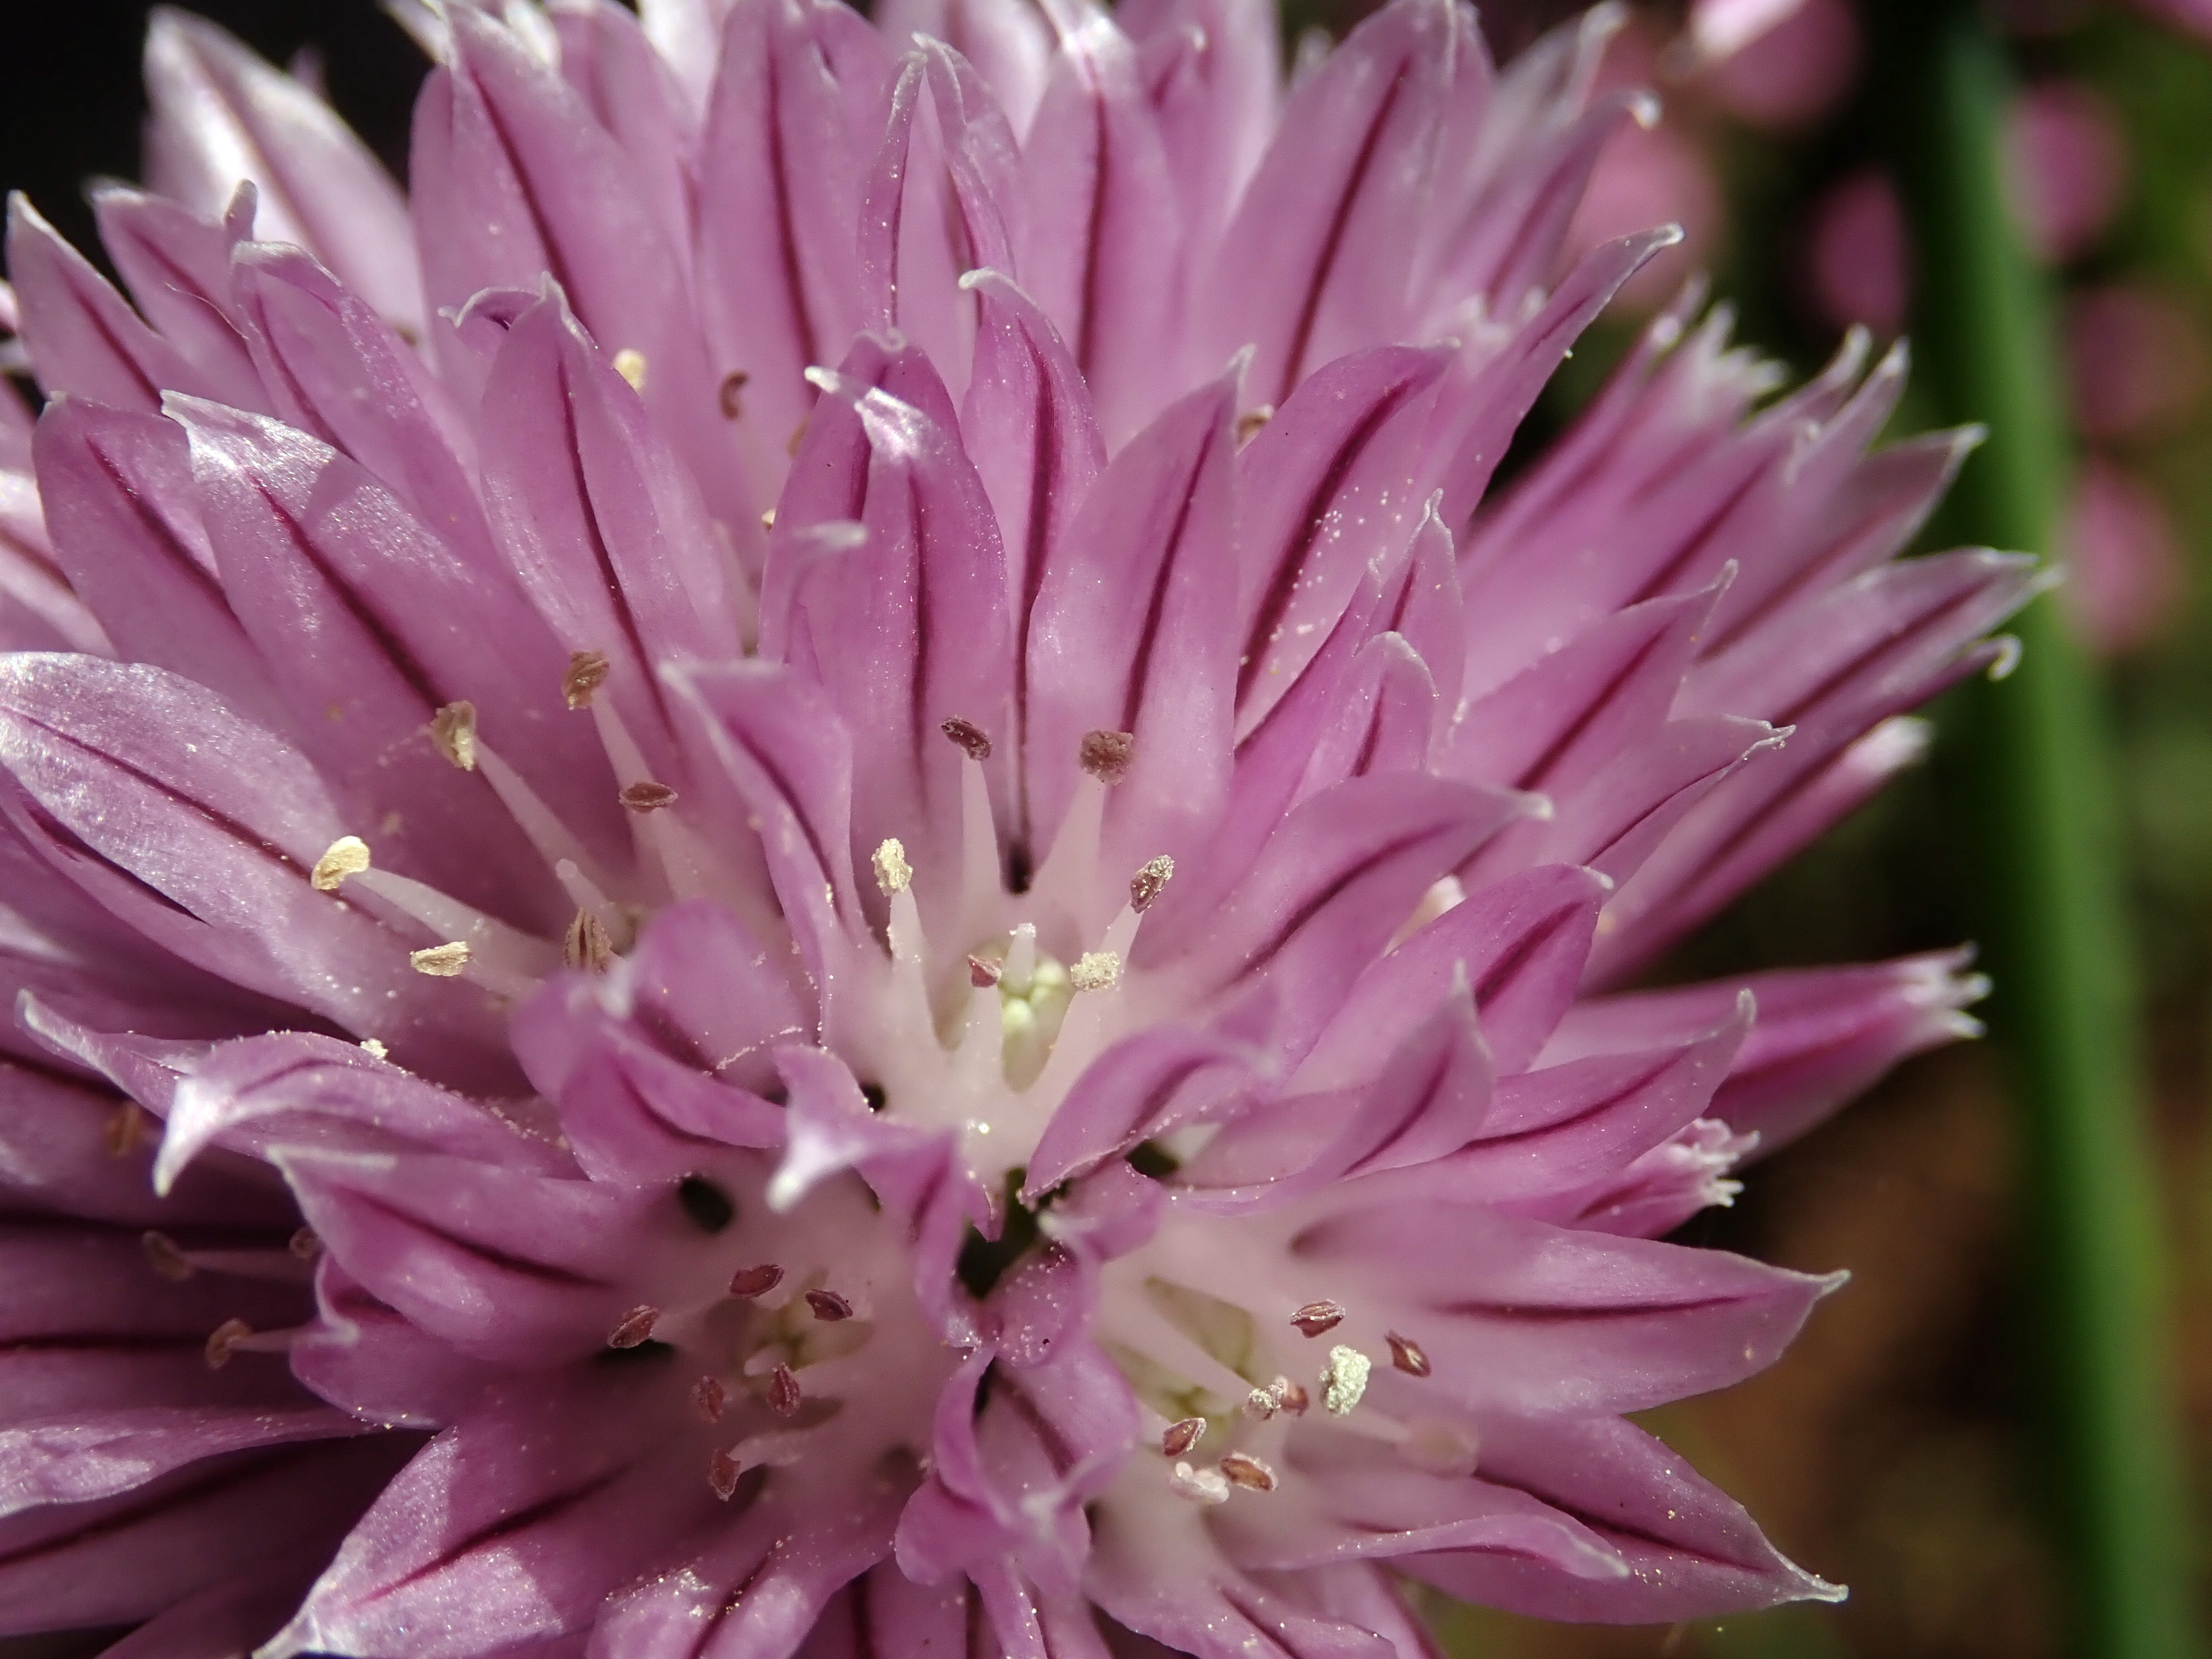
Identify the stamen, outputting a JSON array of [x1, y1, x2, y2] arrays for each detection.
[[1219, 1452, 1277, 1493], [104, 1100, 149, 1158], [1078, 729, 1134, 784], [1069, 951, 1121, 992], [692, 1375, 727, 1423], [719, 371, 749, 420], [1130, 855, 1175, 914], [608, 1305, 659, 1349], [1291, 1300, 1345, 1338], [1241, 1387, 1278, 1422], [311, 836, 371, 892], [1276, 1379, 1311, 1416], [474, 745, 618, 896], [1170, 1460, 1230, 1504], [708, 1446, 742, 1500], [729, 1264, 784, 1298], [358, 1038, 389, 1060], [786, 414, 810, 457], [968, 954, 1003, 988], [1321, 1344, 1371, 1415], [409, 941, 471, 977], [204, 1317, 252, 1369], [289, 1227, 322, 1260], [760, 508, 777, 530], [429, 701, 478, 770], [359, 869, 555, 992], [768, 1363, 802, 1417], [1234, 405, 1275, 445], [872, 838, 912, 896], [565, 909, 615, 973], [805, 1289, 854, 1322], [1386, 1331, 1431, 1378], [940, 716, 993, 762], [564, 650, 612, 711], [142, 1230, 194, 1282], [612, 348, 648, 391], [1161, 1417, 1206, 1457], [621, 780, 679, 812]]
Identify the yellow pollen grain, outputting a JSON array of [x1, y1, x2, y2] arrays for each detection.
[[612, 348, 649, 391], [1069, 950, 1120, 992], [358, 1037, 389, 1060], [1321, 1344, 1371, 1416], [430, 701, 478, 770], [409, 941, 472, 977], [872, 837, 912, 896], [311, 836, 371, 893]]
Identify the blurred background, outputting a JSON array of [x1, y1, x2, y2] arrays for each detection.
[[8, 0, 2212, 1653]]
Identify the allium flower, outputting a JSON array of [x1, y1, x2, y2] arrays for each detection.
[[0, 1, 2030, 1653]]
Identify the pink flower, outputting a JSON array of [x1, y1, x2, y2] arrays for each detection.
[[2065, 282, 2211, 442], [2061, 457, 2183, 655], [1802, 166, 1910, 338], [0, 2, 2025, 1654], [2004, 80, 2127, 266]]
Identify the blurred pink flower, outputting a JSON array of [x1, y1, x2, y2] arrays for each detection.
[[1803, 168, 1910, 337], [2062, 458, 2184, 654], [2004, 80, 2127, 264], [1697, 0, 1861, 131], [2066, 283, 2211, 441]]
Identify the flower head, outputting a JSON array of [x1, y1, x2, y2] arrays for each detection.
[[0, 1, 2026, 1653]]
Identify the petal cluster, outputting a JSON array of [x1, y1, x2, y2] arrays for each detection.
[[0, 1, 2023, 1655]]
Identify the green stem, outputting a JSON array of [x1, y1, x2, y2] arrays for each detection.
[[1888, 12, 2197, 1656]]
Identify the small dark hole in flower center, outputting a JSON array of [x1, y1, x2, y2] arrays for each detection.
[[677, 1175, 735, 1233], [595, 1338, 677, 1366], [1005, 839, 1034, 895], [861, 1083, 887, 1112], [1127, 1140, 1180, 1179], [955, 1168, 1061, 1300]]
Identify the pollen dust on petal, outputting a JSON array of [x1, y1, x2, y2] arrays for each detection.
[[311, 836, 371, 893], [410, 941, 472, 977], [430, 701, 478, 770]]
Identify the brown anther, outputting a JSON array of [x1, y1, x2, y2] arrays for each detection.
[[692, 1375, 728, 1423], [708, 1446, 743, 1500], [565, 909, 614, 973], [1291, 1300, 1346, 1338], [607, 1305, 659, 1349], [1129, 854, 1175, 914], [1219, 1451, 1279, 1492], [205, 1317, 252, 1370], [968, 954, 1003, 989], [288, 1227, 323, 1261], [1234, 405, 1275, 445], [142, 1230, 194, 1282], [940, 716, 993, 761], [1161, 1417, 1206, 1458], [564, 650, 612, 710], [805, 1288, 854, 1322], [429, 701, 478, 770], [1386, 1331, 1431, 1378], [1078, 729, 1135, 784], [1276, 1380, 1311, 1416], [768, 1362, 802, 1417], [786, 413, 810, 457], [719, 370, 750, 420], [728, 1263, 785, 1298], [104, 1099, 148, 1159], [621, 780, 679, 813]]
